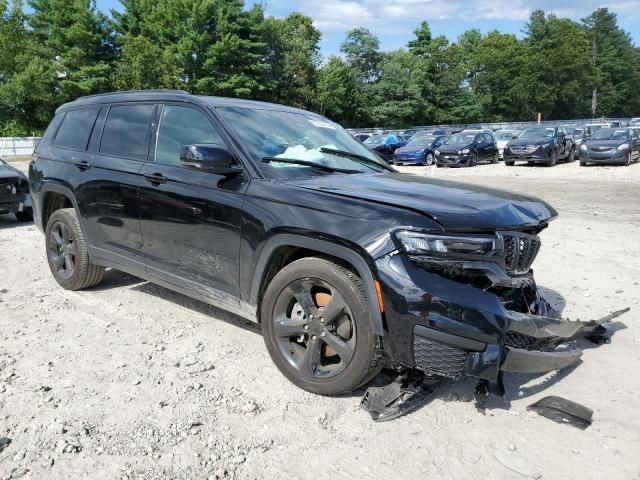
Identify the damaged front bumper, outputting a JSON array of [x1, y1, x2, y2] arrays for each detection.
[[375, 252, 628, 382]]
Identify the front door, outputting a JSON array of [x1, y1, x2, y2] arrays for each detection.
[[137, 104, 247, 307]]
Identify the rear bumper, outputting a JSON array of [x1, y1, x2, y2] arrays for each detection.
[[376, 253, 621, 381]]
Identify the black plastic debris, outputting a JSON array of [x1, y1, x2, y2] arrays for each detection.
[[0, 437, 11, 453], [361, 371, 441, 422], [527, 396, 593, 429]]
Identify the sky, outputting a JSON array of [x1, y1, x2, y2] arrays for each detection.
[[96, 0, 640, 55]]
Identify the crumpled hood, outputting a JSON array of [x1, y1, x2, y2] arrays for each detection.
[[0, 161, 27, 181], [284, 172, 558, 231], [437, 143, 472, 154], [509, 138, 554, 147]]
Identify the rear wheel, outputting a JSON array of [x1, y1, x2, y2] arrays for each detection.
[[45, 208, 105, 290], [261, 257, 380, 396]]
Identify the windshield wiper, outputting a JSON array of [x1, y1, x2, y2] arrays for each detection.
[[319, 148, 393, 171], [261, 157, 361, 174]]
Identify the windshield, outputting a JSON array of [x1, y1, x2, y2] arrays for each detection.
[[216, 107, 389, 178], [591, 128, 628, 141], [520, 128, 555, 139], [364, 135, 384, 146], [407, 134, 436, 146], [495, 131, 518, 140], [445, 133, 476, 145]]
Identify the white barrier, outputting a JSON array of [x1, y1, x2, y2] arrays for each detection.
[[0, 137, 41, 158]]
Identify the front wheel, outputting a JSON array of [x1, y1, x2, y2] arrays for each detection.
[[261, 257, 380, 396], [45, 208, 105, 290], [425, 153, 434, 166], [625, 152, 631, 166], [547, 151, 558, 167], [505, 160, 515, 166]]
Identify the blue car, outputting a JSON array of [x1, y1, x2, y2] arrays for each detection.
[[392, 132, 449, 165]]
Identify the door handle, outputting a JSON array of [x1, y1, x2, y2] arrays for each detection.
[[144, 173, 167, 185], [74, 160, 91, 171]]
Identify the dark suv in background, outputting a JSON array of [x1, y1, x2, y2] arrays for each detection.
[[434, 130, 498, 167], [503, 126, 575, 166], [29, 90, 612, 397]]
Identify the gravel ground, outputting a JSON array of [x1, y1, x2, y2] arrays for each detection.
[[1, 159, 639, 480]]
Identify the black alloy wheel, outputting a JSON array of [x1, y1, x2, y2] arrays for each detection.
[[48, 220, 77, 281], [261, 257, 380, 395]]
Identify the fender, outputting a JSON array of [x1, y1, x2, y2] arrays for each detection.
[[249, 234, 385, 335], [36, 183, 87, 235]]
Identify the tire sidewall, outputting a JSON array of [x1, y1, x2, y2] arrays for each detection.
[[45, 209, 86, 290], [261, 259, 378, 396]]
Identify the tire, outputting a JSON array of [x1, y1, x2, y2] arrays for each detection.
[[490, 154, 498, 164], [45, 208, 105, 290], [580, 161, 587, 166], [261, 257, 381, 396], [547, 151, 557, 167], [15, 207, 33, 222], [465, 154, 477, 167], [436, 163, 443, 168], [425, 153, 434, 166], [567, 147, 575, 162], [505, 161, 515, 167], [625, 152, 631, 166]]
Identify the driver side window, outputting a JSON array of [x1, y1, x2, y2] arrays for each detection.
[[155, 105, 225, 166]]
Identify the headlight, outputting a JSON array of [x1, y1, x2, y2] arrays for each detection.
[[618, 143, 629, 150], [395, 231, 497, 257], [434, 150, 440, 155], [580, 144, 587, 151], [459, 148, 470, 155]]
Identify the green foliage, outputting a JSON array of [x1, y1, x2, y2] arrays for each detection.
[[1, 2, 640, 136]]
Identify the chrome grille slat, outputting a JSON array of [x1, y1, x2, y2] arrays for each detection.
[[501, 232, 541, 275]]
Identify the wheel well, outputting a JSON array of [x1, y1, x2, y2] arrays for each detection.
[[42, 191, 73, 230], [256, 246, 359, 322]]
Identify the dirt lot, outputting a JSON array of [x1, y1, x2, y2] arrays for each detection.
[[1, 159, 639, 480]]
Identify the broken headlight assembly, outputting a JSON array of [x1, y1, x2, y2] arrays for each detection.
[[395, 231, 497, 258], [395, 230, 541, 288]]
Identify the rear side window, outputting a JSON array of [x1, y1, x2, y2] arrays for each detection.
[[54, 108, 99, 150], [100, 104, 155, 160]]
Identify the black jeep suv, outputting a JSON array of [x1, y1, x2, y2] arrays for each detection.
[[29, 91, 612, 396]]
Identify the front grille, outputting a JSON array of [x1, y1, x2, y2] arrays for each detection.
[[505, 331, 561, 352], [413, 336, 467, 378], [590, 147, 613, 153], [510, 145, 539, 154], [501, 232, 541, 275]]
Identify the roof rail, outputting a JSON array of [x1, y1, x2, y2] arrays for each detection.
[[76, 89, 191, 100]]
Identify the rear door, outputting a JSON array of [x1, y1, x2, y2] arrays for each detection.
[[75, 103, 157, 268], [137, 103, 247, 307]]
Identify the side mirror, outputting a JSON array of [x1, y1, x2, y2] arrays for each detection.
[[180, 144, 242, 175]]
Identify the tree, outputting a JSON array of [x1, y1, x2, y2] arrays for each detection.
[[340, 27, 380, 83], [28, 0, 114, 99], [524, 11, 593, 120], [582, 8, 640, 116], [407, 21, 431, 57], [263, 12, 321, 108], [316, 56, 363, 126]]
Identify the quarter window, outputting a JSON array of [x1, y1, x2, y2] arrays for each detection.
[[155, 106, 225, 166], [55, 108, 99, 151], [100, 104, 155, 160]]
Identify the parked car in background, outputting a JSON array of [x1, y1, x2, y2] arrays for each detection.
[[579, 127, 640, 166], [494, 130, 522, 160], [434, 130, 498, 167], [571, 128, 587, 158], [353, 133, 371, 142], [364, 133, 408, 161], [584, 122, 612, 137], [392, 132, 448, 166], [628, 118, 640, 127], [0, 158, 33, 222], [432, 128, 452, 136], [503, 126, 574, 167]]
